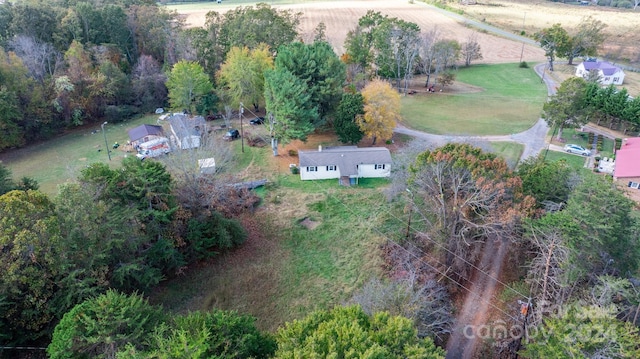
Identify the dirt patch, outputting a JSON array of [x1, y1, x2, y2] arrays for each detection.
[[299, 216, 321, 230]]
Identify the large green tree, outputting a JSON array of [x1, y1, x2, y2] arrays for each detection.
[[535, 23, 571, 71], [274, 41, 346, 124], [166, 60, 213, 114], [564, 16, 607, 65], [516, 156, 575, 206], [118, 310, 276, 359], [542, 77, 590, 140], [274, 305, 445, 358], [345, 10, 420, 87], [521, 304, 640, 358], [0, 190, 61, 344], [47, 290, 166, 359], [217, 44, 273, 112], [263, 68, 317, 156], [334, 91, 365, 144], [208, 3, 300, 54]]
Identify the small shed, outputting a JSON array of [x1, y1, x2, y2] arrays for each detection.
[[127, 124, 164, 147], [198, 158, 216, 174]]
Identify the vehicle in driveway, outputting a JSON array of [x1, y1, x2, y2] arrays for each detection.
[[249, 117, 265, 125], [223, 129, 240, 141], [564, 144, 591, 156]]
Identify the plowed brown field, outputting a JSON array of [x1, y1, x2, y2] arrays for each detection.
[[176, 0, 547, 64]]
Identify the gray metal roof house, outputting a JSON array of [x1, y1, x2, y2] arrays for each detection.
[[298, 146, 392, 185], [168, 114, 206, 149]]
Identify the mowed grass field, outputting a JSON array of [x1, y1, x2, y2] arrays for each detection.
[[401, 63, 548, 135], [0, 115, 160, 195]]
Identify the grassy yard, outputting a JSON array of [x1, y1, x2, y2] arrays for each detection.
[[558, 128, 616, 159], [401, 63, 548, 136], [543, 150, 587, 170], [489, 142, 524, 169], [150, 159, 396, 331], [0, 115, 164, 195]]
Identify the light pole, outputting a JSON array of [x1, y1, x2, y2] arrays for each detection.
[[101, 121, 111, 161], [239, 103, 245, 153]]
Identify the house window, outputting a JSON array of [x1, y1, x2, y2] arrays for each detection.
[[326, 165, 336, 171], [629, 182, 640, 189], [614, 77, 620, 82], [604, 77, 610, 82], [374, 164, 386, 170], [307, 166, 317, 172]]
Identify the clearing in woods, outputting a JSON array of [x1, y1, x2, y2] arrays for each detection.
[[169, 1, 637, 357]]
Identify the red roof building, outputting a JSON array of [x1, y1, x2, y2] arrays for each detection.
[[614, 138, 640, 189]]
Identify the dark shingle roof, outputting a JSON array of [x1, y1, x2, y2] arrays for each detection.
[[128, 124, 164, 142], [299, 146, 392, 176]]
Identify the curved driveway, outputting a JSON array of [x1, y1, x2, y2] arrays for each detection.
[[394, 61, 559, 163]]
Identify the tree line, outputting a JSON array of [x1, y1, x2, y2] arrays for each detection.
[[388, 142, 640, 357]]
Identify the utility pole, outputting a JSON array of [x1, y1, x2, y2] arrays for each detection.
[[101, 121, 111, 161], [519, 12, 526, 64], [239, 103, 245, 153], [405, 188, 413, 240]]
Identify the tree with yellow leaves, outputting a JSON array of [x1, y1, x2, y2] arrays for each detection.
[[357, 79, 401, 145]]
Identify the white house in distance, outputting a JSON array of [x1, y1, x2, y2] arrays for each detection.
[[575, 60, 625, 85], [298, 146, 392, 185]]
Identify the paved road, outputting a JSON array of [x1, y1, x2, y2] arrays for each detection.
[[414, 2, 539, 46]]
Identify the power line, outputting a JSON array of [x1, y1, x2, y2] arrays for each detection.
[[258, 135, 529, 322]]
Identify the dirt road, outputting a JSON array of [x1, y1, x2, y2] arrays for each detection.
[[445, 238, 509, 358]]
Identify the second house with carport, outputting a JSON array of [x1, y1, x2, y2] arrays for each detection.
[[298, 146, 392, 186]]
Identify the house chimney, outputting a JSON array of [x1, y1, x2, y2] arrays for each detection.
[[318, 145, 322, 152]]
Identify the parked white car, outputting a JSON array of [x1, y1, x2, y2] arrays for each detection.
[[564, 144, 591, 156]]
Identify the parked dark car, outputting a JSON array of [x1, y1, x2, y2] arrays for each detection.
[[223, 129, 240, 141], [249, 117, 265, 125]]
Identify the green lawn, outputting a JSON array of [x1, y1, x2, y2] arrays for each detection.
[[0, 115, 160, 195], [543, 150, 588, 170], [401, 63, 548, 135], [150, 158, 394, 331], [559, 128, 615, 159], [489, 142, 524, 169]]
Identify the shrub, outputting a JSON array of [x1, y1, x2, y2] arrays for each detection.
[[519, 61, 529, 68], [615, 138, 623, 150], [288, 149, 298, 156], [48, 290, 165, 359], [588, 132, 595, 143]]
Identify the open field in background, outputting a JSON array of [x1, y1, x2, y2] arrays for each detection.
[[401, 63, 547, 135], [171, 0, 547, 63], [172, 0, 639, 96], [444, 0, 640, 66]]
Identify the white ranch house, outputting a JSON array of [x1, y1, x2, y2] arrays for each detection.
[[298, 146, 392, 185], [575, 61, 625, 85]]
